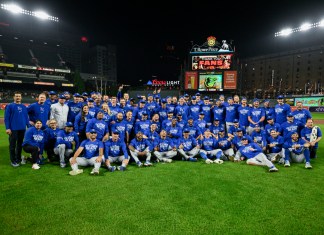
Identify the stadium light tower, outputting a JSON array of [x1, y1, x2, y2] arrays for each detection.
[[1, 3, 59, 22], [274, 19, 324, 37]]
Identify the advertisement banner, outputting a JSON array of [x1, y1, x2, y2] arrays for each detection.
[[309, 107, 324, 113], [185, 71, 198, 89], [223, 71, 237, 89], [192, 54, 232, 70], [294, 97, 324, 107]]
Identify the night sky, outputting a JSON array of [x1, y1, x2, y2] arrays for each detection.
[[10, 0, 324, 84]]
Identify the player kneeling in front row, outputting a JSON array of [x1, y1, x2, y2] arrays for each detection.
[[69, 129, 104, 176], [283, 132, 312, 169], [105, 131, 129, 171], [129, 131, 153, 167], [199, 129, 223, 164], [177, 128, 200, 162], [266, 129, 285, 163], [234, 136, 278, 172], [153, 130, 177, 163], [216, 128, 235, 161]]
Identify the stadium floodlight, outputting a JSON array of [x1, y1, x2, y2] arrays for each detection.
[[275, 28, 293, 37], [299, 23, 312, 31], [34, 11, 50, 20], [319, 19, 324, 27], [1, 3, 59, 22], [1, 3, 23, 14], [275, 18, 324, 37]]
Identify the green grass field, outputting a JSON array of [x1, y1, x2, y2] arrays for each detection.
[[0, 113, 324, 234]]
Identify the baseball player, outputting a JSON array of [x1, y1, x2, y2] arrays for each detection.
[[69, 128, 104, 176], [234, 136, 279, 172]]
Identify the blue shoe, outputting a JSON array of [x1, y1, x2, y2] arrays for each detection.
[[136, 161, 143, 167], [11, 162, 20, 167], [108, 166, 116, 172], [188, 157, 197, 162], [117, 166, 126, 171], [37, 159, 45, 165]]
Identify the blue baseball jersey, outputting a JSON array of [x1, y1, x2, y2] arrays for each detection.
[[22, 127, 45, 153], [153, 137, 175, 152], [104, 138, 128, 158], [80, 139, 104, 159], [177, 137, 198, 151], [283, 138, 307, 155], [239, 143, 263, 159], [55, 130, 79, 149], [199, 136, 217, 151], [129, 138, 152, 152], [267, 135, 284, 153], [274, 103, 291, 124]]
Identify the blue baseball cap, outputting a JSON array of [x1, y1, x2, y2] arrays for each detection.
[[277, 95, 284, 99], [241, 136, 248, 140], [161, 98, 167, 103], [214, 117, 219, 121], [191, 96, 196, 100], [204, 96, 209, 100], [140, 100, 146, 103], [183, 128, 190, 133], [264, 99, 270, 103], [49, 91, 56, 95], [219, 128, 225, 132], [199, 112, 205, 115], [267, 116, 274, 120], [187, 116, 193, 120], [184, 94, 189, 97], [233, 119, 239, 123], [73, 93, 81, 97], [236, 128, 243, 132], [58, 94, 66, 99], [89, 129, 97, 134], [195, 92, 201, 96], [287, 112, 294, 117], [65, 122, 73, 127], [87, 98, 94, 102], [82, 92, 88, 96], [253, 98, 259, 102]]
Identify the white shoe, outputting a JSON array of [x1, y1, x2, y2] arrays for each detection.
[[32, 164, 40, 170], [214, 159, 224, 164], [284, 160, 290, 167], [90, 168, 99, 175], [163, 158, 172, 163], [69, 169, 83, 176], [305, 162, 312, 169], [60, 162, 66, 168], [205, 159, 213, 164], [21, 156, 26, 165]]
